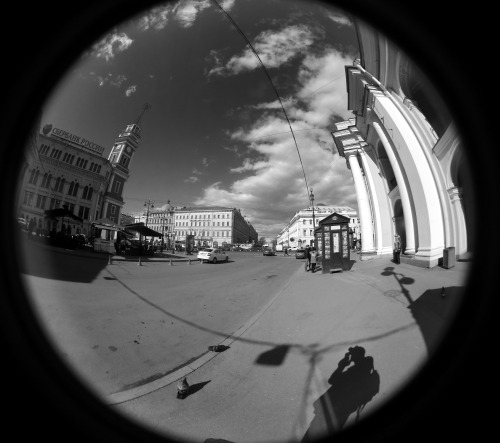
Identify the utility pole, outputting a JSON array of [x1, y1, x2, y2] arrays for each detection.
[[309, 188, 315, 247]]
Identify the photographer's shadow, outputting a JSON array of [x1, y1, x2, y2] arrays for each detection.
[[302, 346, 380, 441]]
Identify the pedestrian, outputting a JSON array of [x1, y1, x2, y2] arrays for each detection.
[[305, 245, 311, 271], [309, 247, 318, 273], [284, 247, 288, 256], [28, 218, 36, 240]]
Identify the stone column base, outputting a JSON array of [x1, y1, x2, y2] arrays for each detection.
[[360, 250, 378, 261]]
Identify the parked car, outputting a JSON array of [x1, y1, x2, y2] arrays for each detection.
[[263, 248, 276, 256], [295, 249, 306, 259], [197, 247, 229, 263]]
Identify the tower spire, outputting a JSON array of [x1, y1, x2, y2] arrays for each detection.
[[136, 103, 151, 126]]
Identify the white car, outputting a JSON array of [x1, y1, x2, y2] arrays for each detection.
[[197, 247, 229, 263]]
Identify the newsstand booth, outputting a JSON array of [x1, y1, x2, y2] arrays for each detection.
[[314, 212, 351, 273]]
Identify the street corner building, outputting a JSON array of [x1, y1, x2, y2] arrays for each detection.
[[330, 20, 474, 268], [15, 106, 150, 253]]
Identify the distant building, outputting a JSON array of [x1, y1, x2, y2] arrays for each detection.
[[277, 204, 358, 249], [168, 206, 258, 248], [134, 200, 175, 247]]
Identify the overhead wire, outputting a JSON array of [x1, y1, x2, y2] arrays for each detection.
[[212, 0, 312, 199]]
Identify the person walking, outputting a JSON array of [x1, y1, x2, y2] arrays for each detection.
[[309, 247, 318, 273], [284, 246, 289, 256], [305, 245, 311, 271]]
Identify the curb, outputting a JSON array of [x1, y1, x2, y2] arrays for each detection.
[[105, 265, 302, 405]]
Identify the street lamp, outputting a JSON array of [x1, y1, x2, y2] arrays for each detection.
[[143, 199, 154, 249], [309, 187, 315, 246], [144, 199, 154, 227]]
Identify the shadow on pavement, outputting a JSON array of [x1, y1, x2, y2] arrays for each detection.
[[255, 344, 290, 366], [18, 240, 108, 283], [301, 346, 380, 441], [380, 266, 464, 354], [408, 286, 462, 353], [185, 380, 211, 398]]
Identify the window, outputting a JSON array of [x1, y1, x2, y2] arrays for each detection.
[[78, 206, 90, 220], [39, 144, 50, 155], [113, 180, 121, 193], [67, 181, 79, 197], [49, 198, 60, 210], [82, 186, 93, 200], [28, 168, 39, 185], [40, 173, 52, 188], [120, 155, 130, 168], [54, 177, 65, 193], [111, 205, 116, 215], [36, 194, 47, 209], [24, 191, 34, 206]]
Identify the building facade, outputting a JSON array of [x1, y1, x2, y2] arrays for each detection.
[[16, 116, 146, 239], [16, 124, 112, 237], [170, 206, 258, 249], [277, 204, 359, 250], [332, 20, 474, 267]]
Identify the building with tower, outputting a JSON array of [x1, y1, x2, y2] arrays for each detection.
[[15, 105, 150, 242]]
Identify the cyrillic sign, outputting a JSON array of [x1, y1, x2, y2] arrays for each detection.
[[50, 127, 105, 155]]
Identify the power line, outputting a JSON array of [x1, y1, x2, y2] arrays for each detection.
[[212, 0, 311, 200]]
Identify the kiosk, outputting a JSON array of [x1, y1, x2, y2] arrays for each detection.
[[314, 212, 351, 273]]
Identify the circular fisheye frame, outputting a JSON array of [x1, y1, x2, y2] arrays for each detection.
[[1, 1, 494, 443]]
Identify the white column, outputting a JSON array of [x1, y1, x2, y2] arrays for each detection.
[[372, 122, 416, 255], [345, 149, 375, 254], [448, 187, 468, 257], [358, 147, 383, 254]]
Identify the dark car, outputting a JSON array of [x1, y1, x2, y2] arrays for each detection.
[[295, 249, 306, 259], [263, 248, 275, 256]]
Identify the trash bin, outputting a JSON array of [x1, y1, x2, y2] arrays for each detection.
[[443, 247, 456, 269]]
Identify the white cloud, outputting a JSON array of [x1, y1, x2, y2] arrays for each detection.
[[91, 32, 133, 61], [137, 4, 173, 31], [125, 85, 137, 97], [185, 176, 200, 183], [196, 47, 358, 238], [173, 0, 211, 28], [208, 24, 319, 76], [326, 12, 353, 27]]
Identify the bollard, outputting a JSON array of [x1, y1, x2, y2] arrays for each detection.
[[169, 259, 173, 266], [188, 258, 191, 265], [108, 254, 112, 265], [441, 286, 446, 298], [138, 257, 142, 266]]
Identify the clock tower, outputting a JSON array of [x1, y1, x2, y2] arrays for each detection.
[[103, 104, 150, 223]]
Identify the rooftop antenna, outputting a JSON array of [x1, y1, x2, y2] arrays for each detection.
[[135, 103, 151, 126]]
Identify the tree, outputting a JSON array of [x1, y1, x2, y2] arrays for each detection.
[[258, 236, 266, 246]]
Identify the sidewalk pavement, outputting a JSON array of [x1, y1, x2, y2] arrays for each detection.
[[109, 252, 470, 443]]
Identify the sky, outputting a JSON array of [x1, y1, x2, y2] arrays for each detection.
[[40, 0, 360, 240]]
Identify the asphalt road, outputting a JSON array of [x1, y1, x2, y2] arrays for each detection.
[[19, 242, 302, 399]]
